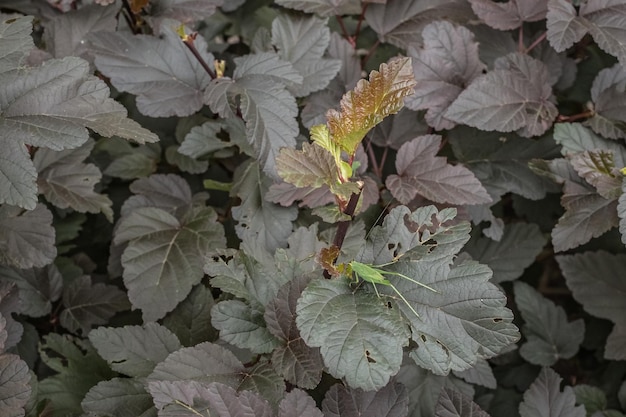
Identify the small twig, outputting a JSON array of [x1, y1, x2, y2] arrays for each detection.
[[121, 0, 140, 34], [557, 110, 594, 123], [336, 15, 354, 46], [518, 25, 524, 52], [361, 39, 380, 68], [524, 31, 547, 54], [182, 33, 216, 79], [354, 3, 369, 40], [324, 190, 362, 279], [365, 139, 381, 178], [379, 146, 388, 173]]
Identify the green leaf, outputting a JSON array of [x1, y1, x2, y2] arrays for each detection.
[[321, 381, 408, 417], [547, 0, 588, 52], [0, 204, 56, 269], [34, 139, 114, 222], [275, 0, 361, 17], [556, 251, 626, 360], [82, 378, 156, 417], [89, 27, 214, 117], [114, 205, 225, 322], [464, 223, 547, 283], [573, 385, 608, 416], [264, 275, 324, 389], [231, 161, 297, 256], [385, 135, 491, 205], [238, 360, 286, 407], [435, 387, 490, 417], [0, 264, 63, 318], [468, 0, 548, 30], [39, 334, 115, 417], [162, 284, 217, 347], [89, 323, 182, 378], [514, 281, 585, 366], [447, 52, 558, 137], [519, 367, 585, 417], [296, 278, 411, 391], [271, 14, 341, 97], [327, 57, 416, 156], [211, 300, 280, 354], [406, 21, 485, 130], [365, 0, 474, 49], [0, 15, 34, 73], [59, 275, 129, 334]]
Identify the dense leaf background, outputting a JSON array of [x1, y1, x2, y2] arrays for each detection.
[[1, 1, 626, 416]]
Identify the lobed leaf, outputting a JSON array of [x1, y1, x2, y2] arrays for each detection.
[[43, 3, 118, 59], [468, 0, 548, 30], [385, 135, 491, 205], [464, 222, 547, 283], [321, 381, 409, 417], [59, 275, 130, 334], [34, 140, 113, 222], [435, 387, 490, 417], [0, 264, 62, 318], [162, 284, 217, 347], [115, 205, 226, 322], [365, 0, 474, 49], [406, 21, 486, 130], [556, 251, 626, 360], [82, 378, 156, 417], [580, 1, 626, 68], [547, 0, 588, 52], [0, 15, 33, 73], [0, 351, 31, 416], [88, 323, 182, 378], [446, 53, 558, 137], [514, 281, 585, 366], [519, 367, 585, 417], [326, 57, 416, 156], [89, 27, 214, 117], [588, 64, 626, 139], [0, 204, 56, 269], [275, 0, 361, 17], [265, 275, 324, 389], [272, 14, 341, 97], [296, 278, 410, 391]]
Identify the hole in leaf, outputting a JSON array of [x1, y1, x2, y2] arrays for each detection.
[[420, 335, 427, 342], [365, 350, 376, 363], [493, 318, 503, 322]]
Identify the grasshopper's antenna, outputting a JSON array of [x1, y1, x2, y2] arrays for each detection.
[[364, 198, 394, 241]]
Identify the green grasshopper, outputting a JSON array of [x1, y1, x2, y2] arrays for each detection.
[[346, 260, 438, 320]]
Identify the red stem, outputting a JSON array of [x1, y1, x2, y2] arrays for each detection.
[[525, 31, 547, 54], [557, 110, 594, 123], [182, 34, 216, 79]]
